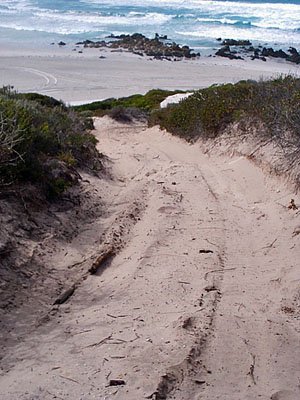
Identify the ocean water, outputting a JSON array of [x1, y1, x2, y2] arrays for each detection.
[[0, 0, 300, 51]]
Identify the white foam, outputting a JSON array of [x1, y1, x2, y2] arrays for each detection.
[[0, 0, 299, 46], [196, 17, 246, 26], [178, 25, 300, 46], [34, 10, 171, 26], [84, 0, 300, 13], [84, 0, 300, 32], [0, 8, 172, 35]]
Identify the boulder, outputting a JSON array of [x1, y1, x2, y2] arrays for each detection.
[[216, 46, 243, 60], [261, 47, 288, 59], [222, 39, 252, 46], [287, 47, 300, 64]]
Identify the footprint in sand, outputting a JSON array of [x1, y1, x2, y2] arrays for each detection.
[[271, 390, 299, 400]]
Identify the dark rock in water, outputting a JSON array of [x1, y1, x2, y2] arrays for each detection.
[[58, 41, 66, 46], [76, 39, 106, 48], [106, 33, 130, 39], [216, 37, 222, 42], [75, 33, 199, 60], [287, 47, 300, 64], [101, 33, 200, 60], [249, 47, 267, 61], [256, 46, 300, 64], [261, 47, 288, 59], [276, 49, 289, 58], [84, 40, 106, 48], [288, 47, 298, 55], [155, 33, 168, 40], [215, 45, 243, 60], [76, 39, 93, 45], [216, 45, 229, 55], [131, 32, 147, 40], [222, 39, 252, 46]]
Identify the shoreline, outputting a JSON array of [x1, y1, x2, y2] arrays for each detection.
[[1, 43, 300, 104]]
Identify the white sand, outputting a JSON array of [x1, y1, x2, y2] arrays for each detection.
[[1, 117, 299, 399], [0, 45, 300, 103], [160, 92, 194, 108]]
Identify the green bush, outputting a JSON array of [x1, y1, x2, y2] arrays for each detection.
[[0, 87, 100, 196], [149, 76, 300, 185], [73, 89, 185, 116], [149, 76, 300, 143]]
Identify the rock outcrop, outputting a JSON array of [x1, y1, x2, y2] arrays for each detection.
[[215, 45, 243, 60], [78, 33, 200, 60]]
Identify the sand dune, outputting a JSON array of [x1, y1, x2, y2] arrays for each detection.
[[1, 117, 299, 399]]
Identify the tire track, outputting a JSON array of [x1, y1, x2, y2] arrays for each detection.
[[15, 67, 58, 87]]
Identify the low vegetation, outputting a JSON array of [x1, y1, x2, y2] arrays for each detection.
[[2, 76, 300, 195], [149, 76, 300, 184], [0, 88, 101, 197], [73, 89, 184, 117]]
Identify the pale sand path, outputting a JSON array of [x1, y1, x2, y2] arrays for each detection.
[[0, 118, 299, 399], [0, 46, 300, 103]]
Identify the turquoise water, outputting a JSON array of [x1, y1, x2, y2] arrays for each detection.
[[0, 0, 300, 50]]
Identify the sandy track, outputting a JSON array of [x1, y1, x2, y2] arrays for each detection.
[[0, 118, 299, 400]]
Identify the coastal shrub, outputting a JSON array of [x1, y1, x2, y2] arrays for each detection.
[[0, 87, 100, 197], [149, 76, 300, 185], [108, 106, 148, 123], [109, 106, 134, 123], [19, 92, 65, 108], [149, 76, 300, 142], [73, 89, 185, 116]]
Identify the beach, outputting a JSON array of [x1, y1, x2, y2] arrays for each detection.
[[1, 7, 300, 398], [1, 43, 300, 103]]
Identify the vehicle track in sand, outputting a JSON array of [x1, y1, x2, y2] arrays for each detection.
[[0, 117, 299, 400]]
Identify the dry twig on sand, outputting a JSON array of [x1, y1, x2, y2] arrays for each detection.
[[248, 354, 257, 385], [89, 246, 116, 274], [254, 238, 278, 253], [204, 268, 236, 280], [85, 334, 113, 348], [59, 375, 80, 384]]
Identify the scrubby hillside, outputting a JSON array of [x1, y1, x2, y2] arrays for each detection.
[[0, 87, 102, 197], [149, 76, 300, 187], [0, 88, 107, 350]]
